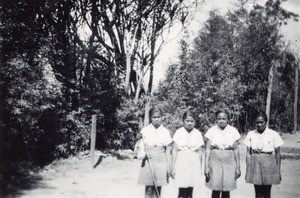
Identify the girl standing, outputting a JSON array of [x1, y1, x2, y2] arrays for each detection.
[[244, 112, 283, 198], [204, 109, 241, 198], [138, 106, 172, 198], [171, 111, 204, 198]]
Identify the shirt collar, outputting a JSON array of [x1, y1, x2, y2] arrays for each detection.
[[255, 127, 270, 135], [216, 124, 229, 131], [183, 127, 195, 134], [149, 123, 162, 130]]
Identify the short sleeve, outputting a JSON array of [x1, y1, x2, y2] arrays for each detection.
[[243, 132, 251, 147], [164, 129, 172, 146], [140, 127, 146, 136], [205, 128, 213, 140], [172, 130, 181, 144], [197, 132, 205, 147], [232, 127, 241, 142], [273, 132, 284, 148]]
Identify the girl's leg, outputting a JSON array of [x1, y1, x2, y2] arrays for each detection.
[[261, 185, 272, 198], [254, 185, 263, 198], [212, 190, 220, 198], [221, 191, 230, 198], [178, 188, 187, 198], [186, 187, 193, 198], [157, 186, 161, 197], [145, 186, 161, 198], [145, 186, 154, 198]]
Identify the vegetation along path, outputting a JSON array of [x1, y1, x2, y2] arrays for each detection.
[[3, 133, 299, 198]]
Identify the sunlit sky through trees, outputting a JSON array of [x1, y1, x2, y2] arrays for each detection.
[[153, 0, 300, 89]]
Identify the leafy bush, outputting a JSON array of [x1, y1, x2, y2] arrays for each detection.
[[113, 99, 144, 149], [54, 108, 90, 158]]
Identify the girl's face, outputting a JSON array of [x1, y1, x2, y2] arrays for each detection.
[[255, 116, 267, 133], [151, 112, 162, 128], [184, 115, 195, 132], [216, 112, 229, 129]]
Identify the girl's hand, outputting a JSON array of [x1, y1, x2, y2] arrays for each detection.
[[279, 171, 282, 181], [204, 168, 211, 182], [168, 163, 172, 175], [170, 168, 175, 179], [166, 164, 171, 177], [235, 167, 241, 180]]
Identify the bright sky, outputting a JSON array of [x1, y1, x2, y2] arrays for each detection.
[[152, 0, 300, 89]]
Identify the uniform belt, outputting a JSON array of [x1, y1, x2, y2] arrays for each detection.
[[211, 146, 233, 150], [252, 150, 273, 154], [144, 147, 164, 155], [178, 148, 198, 152]]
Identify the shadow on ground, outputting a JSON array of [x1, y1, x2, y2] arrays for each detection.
[[0, 162, 51, 197], [104, 149, 133, 160], [93, 155, 105, 169]]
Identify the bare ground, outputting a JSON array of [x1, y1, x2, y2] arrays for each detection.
[[3, 133, 300, 198]]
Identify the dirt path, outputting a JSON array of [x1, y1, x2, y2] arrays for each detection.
[[18, 147, 299, 198]]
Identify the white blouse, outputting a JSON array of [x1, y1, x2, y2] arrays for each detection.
[[173, 127, 204, 150], [243, 128, 284, 152], [205, 125, 240, 149], [140, 124, 172, 147]]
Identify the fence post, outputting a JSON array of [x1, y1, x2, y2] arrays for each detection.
[[90, 114, 97, 167]]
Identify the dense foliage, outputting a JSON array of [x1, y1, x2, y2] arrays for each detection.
[[0, 0, 299, 170], [155, 0, 299, 134], [0, 0, 200, 167]]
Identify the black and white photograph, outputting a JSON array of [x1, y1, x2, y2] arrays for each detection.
[[1, 0, 299, 197]]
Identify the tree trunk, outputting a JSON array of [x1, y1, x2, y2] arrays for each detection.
[[294, 63, 299, 133], [144, 97, 151, 126], [147, 32, 156, 95], [145, 52, 154, 125], [148, 64, 154, 95], [134, 73, 143, 103], [124, 53, 131, 95], [266, 63, 274, 125]]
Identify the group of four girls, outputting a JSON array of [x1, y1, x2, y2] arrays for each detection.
[[136, 107, 283, 198]]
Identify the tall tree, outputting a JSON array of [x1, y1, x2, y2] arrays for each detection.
[[74, 0, 201, 97], [229, 0, 298, 129], [71, 0, 202, 127], [156, 0, 298, 133], [156, 11, 246, 131]]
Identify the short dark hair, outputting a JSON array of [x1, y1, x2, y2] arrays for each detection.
[[149, 106, 163, 118], [182, 110, 196, 121], [255, 111, 268, 122], [215, 109, 230, 119]]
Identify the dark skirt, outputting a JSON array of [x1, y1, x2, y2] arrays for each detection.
[[138, 147, 168, 186], [206, 150, 237, 191], [246, 153, 280, 185]]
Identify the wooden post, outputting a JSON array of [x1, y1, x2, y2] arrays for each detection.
[[294, 64, 299, 133], [90, 114, 97, 167]]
